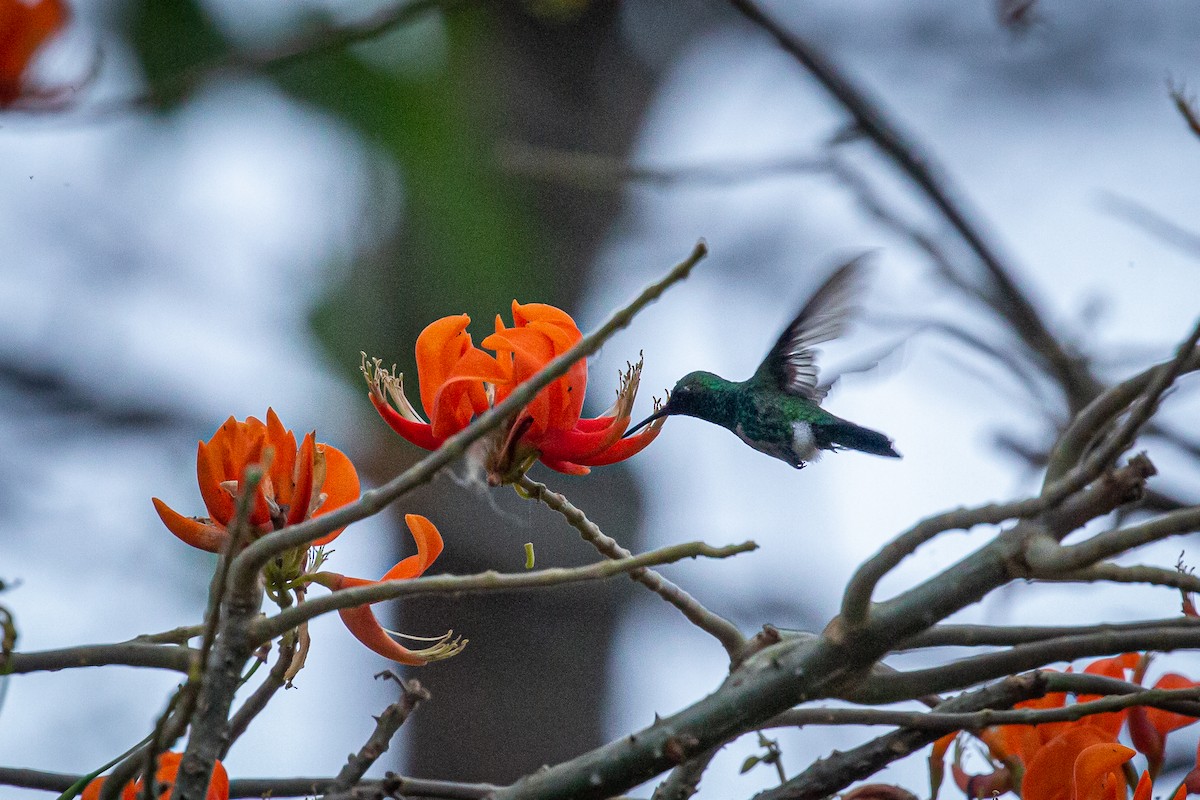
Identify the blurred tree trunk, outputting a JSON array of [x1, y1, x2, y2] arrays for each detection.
[[393, 4, 657, 782]]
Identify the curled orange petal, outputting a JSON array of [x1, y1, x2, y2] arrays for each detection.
[[152, 498, 227, 553], [539, 457, 591, 476], [328, 573, 429, 666], [1072, 742, 1134, 800], [1022, 727, 1122, 800], [569, 421, 664, 467], [415, 314, 474, 420], [369, 392, 442, 450], [381, 514, 444, 580], [196, 440, 234, 526], [1144, 673, 1200, 735]]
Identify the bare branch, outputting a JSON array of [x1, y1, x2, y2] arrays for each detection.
[[859, 624, 1200, 704], [904, 616, 1200, 649], [842, 324, 1199, 629], [0, 768, 499, 799], [224, 638, 297, 755], [1024, 505, 1200, 574], [1044, 344, 1200, 485], [651, 746, 721, 800], [518, 475, 748, 662], [1039, 561, 1200, 594], [726, 0, 1091, 411], [252, 539, 754, 646], [329, 674, 430, 794], [5, 642, 193, 675]]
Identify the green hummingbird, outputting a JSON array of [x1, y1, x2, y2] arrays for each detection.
[[625, 257, 900, 468]]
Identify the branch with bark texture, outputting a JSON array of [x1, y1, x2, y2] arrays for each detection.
[[517, 475, 748, 662]]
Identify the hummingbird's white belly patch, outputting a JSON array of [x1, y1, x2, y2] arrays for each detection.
[[791, 421, 818, 461]]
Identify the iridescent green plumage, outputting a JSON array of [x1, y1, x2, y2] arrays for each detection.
[[626, 257, 900, 468]]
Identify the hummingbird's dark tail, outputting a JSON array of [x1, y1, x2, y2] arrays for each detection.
[[818, 419, 901, 459]]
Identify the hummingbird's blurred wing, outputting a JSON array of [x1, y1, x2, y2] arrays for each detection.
[[751, 256, 869, 403]]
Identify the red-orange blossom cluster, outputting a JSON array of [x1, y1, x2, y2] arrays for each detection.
[[363, 300, 665, 484], [153, 302, 661, 669], [936, 653, 1200, 800]]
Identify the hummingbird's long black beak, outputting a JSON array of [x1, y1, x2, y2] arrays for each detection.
[[623, 406, 671, 438]]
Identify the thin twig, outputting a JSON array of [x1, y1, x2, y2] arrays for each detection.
[[252, 540, 755, 646], [1028, 505, 1200, 573], [497, 141, 829, 189], [21, 0, 464, 122], [858, 624, 1200, 704], [518, 475, 748, 662], [1044, 347, 1200, 485], [651, 746, 721, 800], [768, 683, 1200, 732], [329, 674, 430, 793], [224, 638, 297, 756], [842, 323, 1200, 628], [0, 768, 499, 799], [230, 241, 708, 589], [726, 0, 1091, 412], [5, 642, 193, 674], [1038, 561, 1200, 594], [903, 616, 1200, 649]]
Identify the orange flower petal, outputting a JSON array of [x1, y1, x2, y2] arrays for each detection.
[[510, 300, 581, 335], [538, 417, 626, 463], [1072, 742, 1134, 800], [381, 514, 444, 580], [1079, 654, 1140, 736], [152, 498, 227, 553], [370, 392, 443, 450], [331, 574, 429, 666], [287, 432, 316, 527], [1128, 707, 1164, 778], [241, 429, 272, 527], [539, 457, 591, 476], [1144, 673, 1200, 735], [569, 421, 664, 467], [1022, 727, 1121, 800], [429, 348, 507, 439], [196, 440, 234, 525], [1132, 772, 1153, 800], [0, 0, 68, 106], [310, 442, 361, 546], [415, 314, 473, 420], [82, 752, 229, 800], [265, 408, 297, 508]]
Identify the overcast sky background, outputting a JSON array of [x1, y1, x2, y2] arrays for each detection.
[[4, 1, 1200, 798]]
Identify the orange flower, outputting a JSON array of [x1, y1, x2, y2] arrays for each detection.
[[311, 513, 464, 666], [1128, 672, 1200, 778], [0, 0, 68, 107], [944, 653, 1200, 799], [152, 409, 360, 553], [1021, 727, 1130, 800], [82, 752, 228, 800], [363, 301, 665, 484], [153, 412, 459, 665]]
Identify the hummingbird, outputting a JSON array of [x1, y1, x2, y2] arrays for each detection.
[[624, 257, 900, 468]]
